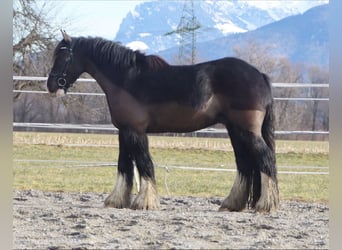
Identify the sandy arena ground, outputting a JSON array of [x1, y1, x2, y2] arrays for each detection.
[[13, 190, 328, 249]]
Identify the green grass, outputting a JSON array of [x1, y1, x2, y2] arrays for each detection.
[[13, 132, 329, 202]]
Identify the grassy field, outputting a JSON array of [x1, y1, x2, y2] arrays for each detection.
[[13, 132, 329, 202]]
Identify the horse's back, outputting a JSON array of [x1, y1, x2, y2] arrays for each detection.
[[199, 57, 267, 86], [128, 56, 271, 110]]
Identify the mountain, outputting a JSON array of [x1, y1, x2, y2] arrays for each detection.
[[195, 4, 329, 67], [115, 0, 328, 53], [155, 4, 328, 68]]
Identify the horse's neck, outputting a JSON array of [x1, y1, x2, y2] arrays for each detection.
[[84, 60, 118, 94]]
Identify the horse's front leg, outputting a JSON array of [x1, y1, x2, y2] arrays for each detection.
[[129, 131, 160, 210], [104, 129, 134, 208]]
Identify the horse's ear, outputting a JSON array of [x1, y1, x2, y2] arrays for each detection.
[[61, 29, 72, 44]]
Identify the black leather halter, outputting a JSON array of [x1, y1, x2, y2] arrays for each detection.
[[49, 46, 74, 89]]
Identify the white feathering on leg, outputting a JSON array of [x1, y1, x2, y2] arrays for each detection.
[[104, 173, 132, 208], [255, 172, 279, 212], [219, 172, 249, 211], [131, 177, 160, 210]]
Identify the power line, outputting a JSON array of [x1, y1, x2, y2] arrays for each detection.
[[165, 0, 201, 64]]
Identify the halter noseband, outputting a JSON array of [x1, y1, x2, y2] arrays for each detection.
[[49, 46, 74, 89]]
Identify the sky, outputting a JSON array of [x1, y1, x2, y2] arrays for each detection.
[[56, 1, 145, 39], [53, 0, 328, 40]]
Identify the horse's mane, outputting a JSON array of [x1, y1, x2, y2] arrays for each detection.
[[145, 55, 169, 70], [66, 37, 169, 70]]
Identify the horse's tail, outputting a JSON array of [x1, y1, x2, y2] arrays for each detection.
[[261, 73, 275, 154], [262, 102, 275, 153], [261, 73, 277, 191]]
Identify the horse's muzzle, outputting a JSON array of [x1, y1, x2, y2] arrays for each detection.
[[47, 77, 66, 97], [56, 88, 66, 97], [47, 87, 66, 98]]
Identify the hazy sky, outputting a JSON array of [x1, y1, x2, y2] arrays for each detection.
[[56, 1, 144, 39], [55, 0, 328, 40]]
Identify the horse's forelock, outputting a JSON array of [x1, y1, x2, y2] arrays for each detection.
[[53, 39, 72, 60]]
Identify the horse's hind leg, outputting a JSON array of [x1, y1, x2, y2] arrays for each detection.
[[220, 110, 279, 212], [105, 129, 134, 208], [219, 124, 253, 211], [251, 135, 279, 212]]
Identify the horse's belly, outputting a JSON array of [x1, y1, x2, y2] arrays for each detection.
[[146, 102, 218, 133]]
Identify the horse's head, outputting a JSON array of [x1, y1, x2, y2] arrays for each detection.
[[47, 30, 83, 97]]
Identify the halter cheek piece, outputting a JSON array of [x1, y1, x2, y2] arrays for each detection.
[[49, 46, 74, 89]]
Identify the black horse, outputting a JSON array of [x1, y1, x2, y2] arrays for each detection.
[[47, 31, 279, 212]]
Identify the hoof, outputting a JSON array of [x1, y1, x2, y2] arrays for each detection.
[[131, 196, 160, 210], [104, 173, 132, 208], [219, 172, 249, 212], [219, 196, 246, 212], [104, 192, 131, 208]]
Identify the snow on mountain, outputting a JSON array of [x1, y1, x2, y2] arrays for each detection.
[[114, 0, 328, 53], [159, 4, 329, 68], [126, 41, 149, 52]]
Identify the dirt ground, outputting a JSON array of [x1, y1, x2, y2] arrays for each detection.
[[13, 190, 328, 249]]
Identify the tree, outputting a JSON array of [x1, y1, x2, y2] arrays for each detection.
[[232, 40, 305, 135], [232, 40, 329, 140], [13, 0, 62, 76], [12, 0, 110, 125], [13, 0, 63, 126], [232, 39, 304, 82], [13, 0, 61, 111]]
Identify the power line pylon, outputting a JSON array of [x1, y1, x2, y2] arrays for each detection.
[[165, 0, 201, 64]]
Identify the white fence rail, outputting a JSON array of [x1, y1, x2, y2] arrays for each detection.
[[13, 159, 329, 175], [13, 76, 329, 176], [13, 76, 329, 136], [13, 122, 329, 136], [12, 89, 330, 101], [12, 75, 330, 87]]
